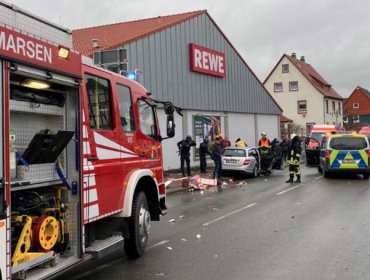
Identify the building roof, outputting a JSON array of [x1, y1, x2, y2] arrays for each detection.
[[343, 86, 370, 116], [72, 10, 205, 57], [357, 86, 370, 99], [264, 54, 343, 100], [280, 114, 293, 123], [72, 10, 283, 114]]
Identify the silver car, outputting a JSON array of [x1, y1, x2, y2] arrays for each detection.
[[221, 146, 261, 177]]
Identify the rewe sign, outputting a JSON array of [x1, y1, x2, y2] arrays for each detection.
[[189, 43, 226, 78]]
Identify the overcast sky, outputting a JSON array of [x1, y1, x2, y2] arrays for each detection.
[[7, 0, 370, 97]]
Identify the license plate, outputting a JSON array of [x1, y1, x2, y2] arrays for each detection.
[[225, 159, 238, 164]]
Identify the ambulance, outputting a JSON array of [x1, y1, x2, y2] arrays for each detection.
[[0, 2, 179, 279]]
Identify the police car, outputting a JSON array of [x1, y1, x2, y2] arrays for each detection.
[[305, 133, 370, 179]]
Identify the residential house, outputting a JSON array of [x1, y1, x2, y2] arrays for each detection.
[[264, 53, 343, 135], [343, 86, 370, 125]]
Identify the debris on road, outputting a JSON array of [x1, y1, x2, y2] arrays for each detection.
[[179, 215, 185, 219], [168, 219, 176, 223], [195, 234, 201, 239], [181, 238, 187, 242], [167, 246, 173, 250]]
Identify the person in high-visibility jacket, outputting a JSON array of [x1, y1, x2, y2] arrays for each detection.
[[285, 133, 302, 183], [258, 132, 271, 147], [235, 138, 247, 147]]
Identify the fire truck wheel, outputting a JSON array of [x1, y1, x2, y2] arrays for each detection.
[[125, 191, 150, 258]]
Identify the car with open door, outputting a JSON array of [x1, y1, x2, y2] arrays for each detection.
[[305, 137, 321, 166]]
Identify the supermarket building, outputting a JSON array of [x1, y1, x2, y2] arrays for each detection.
[[72, 10, 282, 170]]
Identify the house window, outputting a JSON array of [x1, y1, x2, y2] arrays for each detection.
[[289, 81, 298, 91], [353, 103, 359, 109], [297, 100, 307, 114], [332, 101, 335, 112], [282, 64, 289, 73], [326, 100, 329, 113], [353, 115, 360, 123], [338, 102, 341, 115], [274, 82, 283, 92], [343, 116, 348, 123]]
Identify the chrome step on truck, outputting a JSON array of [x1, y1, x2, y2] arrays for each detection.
[[85, 236, 124, 260]]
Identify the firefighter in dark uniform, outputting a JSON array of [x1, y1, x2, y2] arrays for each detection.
[[285, 133, 302, 183]]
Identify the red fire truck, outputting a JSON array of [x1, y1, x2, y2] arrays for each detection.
[[0, 4, 178, 279]]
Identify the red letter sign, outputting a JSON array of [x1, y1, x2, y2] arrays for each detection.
[[189, 43, 226, 78]]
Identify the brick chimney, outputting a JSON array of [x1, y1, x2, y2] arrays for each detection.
[[300, 56, 305, 62], [291, 52, 296, 58]]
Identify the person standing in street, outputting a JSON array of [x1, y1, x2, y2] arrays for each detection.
[[258, 132, 271, 147], [281, 135, 290, 162], [177, 135, 196, 176], [285, 133, 302, 183], [211, 136, 223, 182], [199, 137, 210, 173]]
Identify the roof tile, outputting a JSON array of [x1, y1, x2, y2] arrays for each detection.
[[286, 54, 343, 100], [72, 10, 206, 57]]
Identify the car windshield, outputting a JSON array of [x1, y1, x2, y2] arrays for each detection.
[[223, 149, 246, 157], [329, 137, 368, 150]]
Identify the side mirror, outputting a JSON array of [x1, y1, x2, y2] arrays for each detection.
[[166, 114, 175, 138]]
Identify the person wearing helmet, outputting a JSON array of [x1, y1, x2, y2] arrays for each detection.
[[285, 133, 302, 183], [258, 132, 271, 147], [177, 135, 196, 176]]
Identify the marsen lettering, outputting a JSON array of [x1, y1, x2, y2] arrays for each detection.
[[0, 31, 52, 64]]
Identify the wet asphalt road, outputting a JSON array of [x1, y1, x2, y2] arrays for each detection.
[[59, 166, 370, 280]]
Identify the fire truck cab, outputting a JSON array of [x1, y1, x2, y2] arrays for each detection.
[[0, 3, 177, 279]]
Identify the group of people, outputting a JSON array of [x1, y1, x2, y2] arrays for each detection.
[[258, 132, 302, 183], [177, 131, 302, 184]]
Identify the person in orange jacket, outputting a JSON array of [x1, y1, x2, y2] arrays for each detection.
[[258, 132, 271, 147]]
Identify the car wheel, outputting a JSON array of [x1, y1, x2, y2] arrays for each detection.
[[318, 166, 322, 173], [124, 191, 150, 258], [364, 173, 370, 180], [252, 165, 258, 178]]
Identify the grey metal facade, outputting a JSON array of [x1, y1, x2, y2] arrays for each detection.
[[122, 13, 281, 115]]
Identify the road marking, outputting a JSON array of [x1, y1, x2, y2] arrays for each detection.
[[202, 202, 257, 226], [314, 175, 323, 180], [147, 240, 170, 250], [275, 184, 303, 196]]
